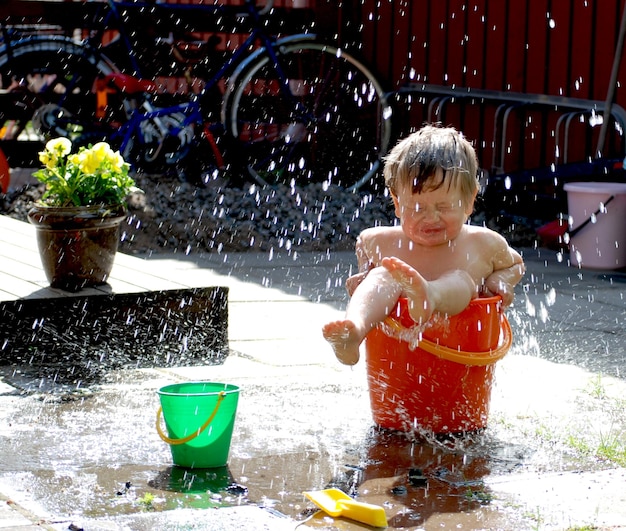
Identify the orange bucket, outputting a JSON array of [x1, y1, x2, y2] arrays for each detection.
[[365, 296, 512, 434]]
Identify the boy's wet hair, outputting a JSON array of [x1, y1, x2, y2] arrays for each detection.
[[383, 124, 479, 203]]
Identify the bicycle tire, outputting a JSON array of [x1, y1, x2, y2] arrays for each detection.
[[0, 36, 119, 140], [223, 39, 392, 191]]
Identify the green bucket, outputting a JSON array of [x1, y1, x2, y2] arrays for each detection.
[[156, 382, 239, 469]]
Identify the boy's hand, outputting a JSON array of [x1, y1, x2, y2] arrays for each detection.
[[480, 283, 514, 306], [483, 261, 525, 306]]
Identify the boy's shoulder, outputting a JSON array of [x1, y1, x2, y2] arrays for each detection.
[[464, 223, 510, 248], [359, 225, 403, 240], [357, 225, 405, 255], [465, 223, 503, 237]]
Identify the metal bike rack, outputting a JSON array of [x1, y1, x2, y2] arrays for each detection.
[[394, 83, 626, 174]]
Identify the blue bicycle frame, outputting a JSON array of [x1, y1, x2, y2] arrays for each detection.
[[97, 0, 315, 164]]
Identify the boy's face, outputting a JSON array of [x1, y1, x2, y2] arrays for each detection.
[[392, 175, 474, 247]]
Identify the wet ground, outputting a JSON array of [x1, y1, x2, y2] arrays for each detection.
[[0, 246, 625, 530]]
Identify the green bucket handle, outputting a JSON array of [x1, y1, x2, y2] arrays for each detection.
[[156, 390, 227, 446]]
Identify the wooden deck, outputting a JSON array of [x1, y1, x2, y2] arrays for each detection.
[[0, 213, 200, 301], [0, 214, 228, 367]]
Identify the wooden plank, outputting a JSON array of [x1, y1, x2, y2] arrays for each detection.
[[503, 2, 527, 93], [0, 214, 216, 301], [358, 0, 377, 72], [445, 0, 467, 88], [389, 0, 411, 89], [107, 263, 189, 292], [0, 270, 49, 299], [0, 214, 32, 236], [465, 0, 487, 89], [614, 0, 626, 108], [505, 0, 530, 170], [408, 0, 429, 86], [0, 253, 49, 284], [546, 1, 572, 98], [570, 0, 595, 100], [0, 236, 41, 259], [591, 1, 620, 101], [525, 0, 550, 94], [427, 0, 448, 86], [483, 1, 506, 90], [0, 212, 230, 366]]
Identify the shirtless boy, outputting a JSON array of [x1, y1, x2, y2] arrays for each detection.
[[322, 125, 525, 365]]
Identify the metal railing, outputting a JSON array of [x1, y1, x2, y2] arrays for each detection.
[[396, 83, 626, 175]]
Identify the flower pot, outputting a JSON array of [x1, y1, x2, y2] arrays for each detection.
[[28, 204, 127, 292]]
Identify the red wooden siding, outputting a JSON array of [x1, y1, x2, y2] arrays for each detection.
[[335, 0, 626, 176], [2, 0, 624, 179]]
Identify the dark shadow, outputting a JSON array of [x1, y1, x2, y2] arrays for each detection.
[[148, 465, 250, 511], [0, 287, 228, 388], [325, 426, 529, 528], [149, 465, 235, 494]]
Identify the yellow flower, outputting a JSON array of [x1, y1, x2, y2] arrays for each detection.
[[67, 153, 82, 169], [93, 141, 114, 161], [39, 150, 54, 170], [77, 148, 100, 175], [33, 136, 137, 207], [46, 137, 72, 157], [110, 150, 126, 171], [38, 137, 72, 170]]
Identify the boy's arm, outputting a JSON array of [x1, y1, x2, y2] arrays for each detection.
[[482, 247, 525, 306]]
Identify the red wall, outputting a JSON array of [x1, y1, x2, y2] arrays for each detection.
[[337, 0, 626, 176], [5, 0, 624, 178]]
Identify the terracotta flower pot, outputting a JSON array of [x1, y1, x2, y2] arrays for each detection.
[[28, 204, 127, 292]]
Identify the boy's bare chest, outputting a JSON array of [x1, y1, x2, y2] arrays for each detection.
[[369, 232, 482, 279], [393, 246, 470, 278]]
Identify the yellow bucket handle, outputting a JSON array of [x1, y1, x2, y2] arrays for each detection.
[[156, 390, 227, 445], [382, 314, 512, 366]]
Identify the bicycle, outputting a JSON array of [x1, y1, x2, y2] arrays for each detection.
[[0, 0, 392, 190]]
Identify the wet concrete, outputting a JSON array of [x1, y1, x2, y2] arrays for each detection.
[[0, 247, 625, 530]]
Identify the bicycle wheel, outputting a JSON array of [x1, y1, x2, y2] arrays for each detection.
[[0, 37, 118, 140], [224, 40, 392, 191]]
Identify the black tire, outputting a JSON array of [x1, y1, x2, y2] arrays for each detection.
[[0, 37, 119, 140], [224, 40, 392, 191]]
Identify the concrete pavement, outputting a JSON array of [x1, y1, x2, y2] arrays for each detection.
[[0, 246, 625, 530]]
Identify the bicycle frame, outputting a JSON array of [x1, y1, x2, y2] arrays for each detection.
[[94, 0, 285, 85], [92, 1, 317, 168], [109, 32, 316, 166], [0, 0, 391, 189]]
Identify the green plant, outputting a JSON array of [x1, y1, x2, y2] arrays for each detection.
[[137, 492, 156, 511], [33, 137, 139, 207], [464, 487, 493, 504], [597, 427, 626, 467], [585, 374, 606, 400]]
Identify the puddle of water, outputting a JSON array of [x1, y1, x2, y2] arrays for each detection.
[[0, 353, 624, 530]]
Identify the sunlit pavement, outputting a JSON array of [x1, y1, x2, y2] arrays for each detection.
[[0, 247, 625, 530]]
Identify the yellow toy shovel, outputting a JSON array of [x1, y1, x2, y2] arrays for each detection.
[[303, 488, 388, 528]]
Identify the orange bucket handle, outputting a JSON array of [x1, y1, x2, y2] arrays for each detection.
[[383, 314, 512, 367], [156, 390, 227, 445]]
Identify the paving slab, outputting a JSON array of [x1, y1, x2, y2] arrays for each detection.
[[0, 247, 625, 531]]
